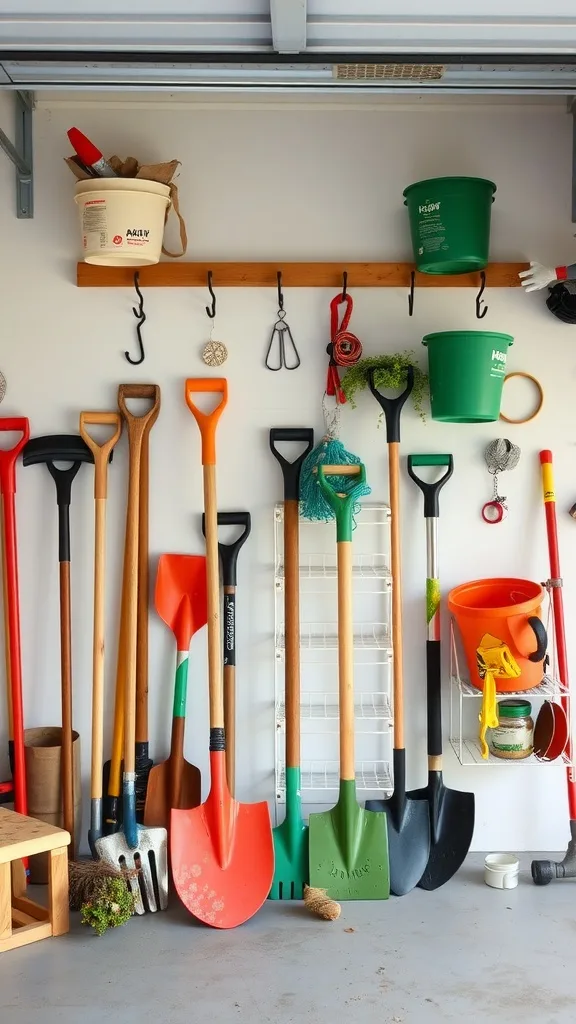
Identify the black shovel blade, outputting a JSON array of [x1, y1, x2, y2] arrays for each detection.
[[365, 751, 430, 896], [408, 771, 475, 891]]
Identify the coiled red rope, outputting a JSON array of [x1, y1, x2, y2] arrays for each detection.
[[326, 293, 363, 403]]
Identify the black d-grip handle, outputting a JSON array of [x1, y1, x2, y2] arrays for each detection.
[[527, 616, 548, 663], [368, 365, 414, 444], [23, 434, 95, 563], [202, 511, 251, 587], [407, 454, 454, 518], [269, 427, 314, 501]]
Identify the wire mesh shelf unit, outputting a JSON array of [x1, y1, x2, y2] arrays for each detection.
[[274, 501, 393, 818], [449, 617, 573, 767]]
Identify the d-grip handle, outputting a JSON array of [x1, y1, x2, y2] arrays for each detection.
[[317, 464, 365, 543], [368, 365, 414, 444], [185, 378, 227, 466], [269, 427, 314, 501], [527, 616, 548, 663], [118, 384, 160, 434], [407, 454, 454, 518], [201, 511, 251, 586], [79, 412, 122, 499], [0, 418, 30, 495]]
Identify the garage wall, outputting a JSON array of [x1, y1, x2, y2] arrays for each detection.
[[0, 91, 574, 852]]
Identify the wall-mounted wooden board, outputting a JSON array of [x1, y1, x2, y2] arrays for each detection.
[[77, 262, 528, 289]]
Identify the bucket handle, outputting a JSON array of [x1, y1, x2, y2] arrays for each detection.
[[527, 617, 548, 663]]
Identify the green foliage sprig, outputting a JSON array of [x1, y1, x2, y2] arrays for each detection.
[[80, 876, 137, 937], [341, 352, 429, 420]]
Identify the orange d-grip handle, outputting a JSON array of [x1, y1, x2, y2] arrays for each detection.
[[185, 378, 228, 465]]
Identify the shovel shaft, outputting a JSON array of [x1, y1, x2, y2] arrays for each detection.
[[170, 653, 188, 808], [204, 465, 224, 731], [389, 442, 404, 748], [2, 494, 26, 817], [337, 541, 355, 780], [59, 561, 75, 852], [284, 501, 301, 768], [223, 588, 236, 793]]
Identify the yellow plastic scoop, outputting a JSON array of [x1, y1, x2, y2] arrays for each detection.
[[476, 634, 521, 759]]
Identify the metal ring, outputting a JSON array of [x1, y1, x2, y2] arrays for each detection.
[[500, 372, 544, 424]]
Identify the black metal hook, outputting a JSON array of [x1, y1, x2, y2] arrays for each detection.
[[408, 270, 415, 317], [206, 270, 216, 318], [476, 271, 488, 319], [277, 270, 284, 311], [341, 271, 348, 301], [126, 272, 146, 365]]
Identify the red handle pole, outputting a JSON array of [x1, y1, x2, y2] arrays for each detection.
[[539, 450, 576, 819], [2, 492, 27, 818]]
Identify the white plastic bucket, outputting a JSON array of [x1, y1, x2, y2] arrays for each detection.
[[484, 853, 520, 889], [74, 178, 171, 266]]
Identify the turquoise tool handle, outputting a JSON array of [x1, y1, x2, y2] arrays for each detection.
[[409, 454, 452, 467], [317, 464, 366, 542]]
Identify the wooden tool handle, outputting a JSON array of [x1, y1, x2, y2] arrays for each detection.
[[136, 402, 160, 743], [79, 411, 122, 499], [59, 562, 74, 855], [204, 465, 223, 729], [90, 498, 106, 803], [389, 442, 404, 748], [338, 542, 355, 781], [118, 386, 160, 773], [284, 500, 301, 769]]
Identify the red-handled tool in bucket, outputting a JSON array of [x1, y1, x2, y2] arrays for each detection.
[[532, 451, 576, 884], [0, 418, 30, 819]]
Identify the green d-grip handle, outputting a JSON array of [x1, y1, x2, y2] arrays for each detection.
[[407, 454, 453, 518], [317, 463, 366, 542]]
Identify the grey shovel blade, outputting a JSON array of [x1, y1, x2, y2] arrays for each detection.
[[408, 772, 475, 891], [366, 793, 430, 896], [95, 825, 168, 915]]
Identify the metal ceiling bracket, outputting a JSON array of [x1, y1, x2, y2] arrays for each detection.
[[0, 91, 33, 218], [270, 0, 307, 54]]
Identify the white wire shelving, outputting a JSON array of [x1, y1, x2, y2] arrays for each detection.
[[274, 501, 393, 819], [276, 760, 393, 798], [449, 616, 574, 767], [275, 622, 392, 654], [276, 691, 392, 728]]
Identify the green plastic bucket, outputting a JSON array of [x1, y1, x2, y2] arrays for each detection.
[[403, 176, 496, 274], [423, 331, 513, 423]]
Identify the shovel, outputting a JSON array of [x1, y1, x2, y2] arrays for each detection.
[[269, 427, 314, 900], [96, 385, 167, 915], [365, 367, 431, 896], [0, 418, 30, 820], [309, 464, 390, 900], [406, 454, 475, 890], [23, 433, 95, 856], [202, 511, 252, 795], [171, 378, 274, 929], [144, 554, 207, 830], [79, 412, 122, 855]]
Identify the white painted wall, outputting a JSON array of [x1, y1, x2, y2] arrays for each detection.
[[0, 91, 574, 853]]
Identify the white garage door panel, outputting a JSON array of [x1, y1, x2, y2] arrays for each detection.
[[1, 1, 576, 53]]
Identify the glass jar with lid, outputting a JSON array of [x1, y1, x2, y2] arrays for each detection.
[[490, 698, 534, 760]]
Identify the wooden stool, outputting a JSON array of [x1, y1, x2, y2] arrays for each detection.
[[0, 807, 70, 953]]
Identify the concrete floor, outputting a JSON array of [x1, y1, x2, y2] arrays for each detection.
[[0, 855, 574, 1024]]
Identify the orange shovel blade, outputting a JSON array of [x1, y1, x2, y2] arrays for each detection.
[[171, 753, 274, 929], [155, 554, 207, 649]]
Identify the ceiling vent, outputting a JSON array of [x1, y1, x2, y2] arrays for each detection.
[[334, 64, 445, 83]]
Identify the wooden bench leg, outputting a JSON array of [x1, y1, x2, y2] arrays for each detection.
[[0, 862, 12, 940], [48, 847, 69, 937], [11, 859, 26, 898]]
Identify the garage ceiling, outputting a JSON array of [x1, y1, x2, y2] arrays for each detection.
[[1, 2, 576, 93]]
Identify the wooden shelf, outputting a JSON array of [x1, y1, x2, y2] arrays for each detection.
[[76, 261, 528, 289]]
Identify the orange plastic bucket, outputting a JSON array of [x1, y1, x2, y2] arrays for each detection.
[[448, 578, 547, 692]]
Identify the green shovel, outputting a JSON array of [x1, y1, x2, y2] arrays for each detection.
[[308, 464, 390, 900], [269, 427, 314, 900]]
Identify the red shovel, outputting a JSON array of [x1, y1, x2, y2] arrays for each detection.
[[171, 379, 274, 929], [0, 418, 30, 819]]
